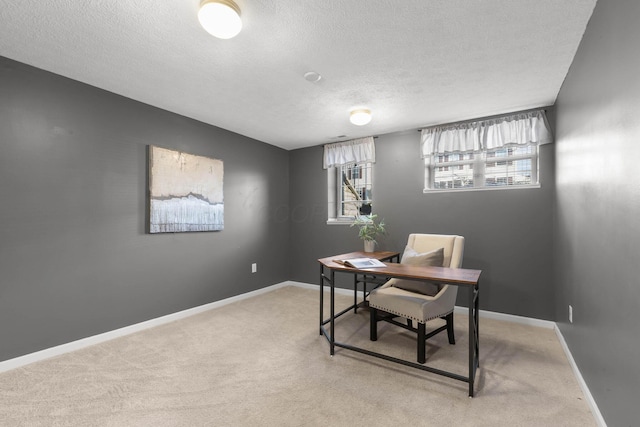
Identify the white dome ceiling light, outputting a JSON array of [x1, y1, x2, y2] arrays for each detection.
[[198, 0, 242, 39], [303, 71, 322, 83], [349, 108, 372, 126]]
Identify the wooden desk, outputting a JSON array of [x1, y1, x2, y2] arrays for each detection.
[[318, 251, 481, 397]]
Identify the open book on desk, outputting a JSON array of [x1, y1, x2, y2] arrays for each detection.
[[333, 257, 386, 268]]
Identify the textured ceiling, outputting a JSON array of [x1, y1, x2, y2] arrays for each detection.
[[0, 0, 596, 150]]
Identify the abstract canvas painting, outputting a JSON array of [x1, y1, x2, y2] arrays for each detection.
[[149, 146, 224, 233]]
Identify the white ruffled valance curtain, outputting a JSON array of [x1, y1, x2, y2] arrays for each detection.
[[323, 136, 375, 169], [421, 110, 552, 157]]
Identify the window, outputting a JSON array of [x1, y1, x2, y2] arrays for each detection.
[[427, 143, 538, 190], [324, 137, 375, 222], [421, 110, 551, 192], [336, 162, 373, 218]]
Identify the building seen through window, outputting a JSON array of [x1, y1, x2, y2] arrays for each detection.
[[340, 162, 372, 217], [429, 144, 538, 190]]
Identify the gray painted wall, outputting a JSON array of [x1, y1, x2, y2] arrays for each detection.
[[0, 57, 290, 362], [5, 5, 636, 419], [554, 0, 640, 425], [290, 127, 556, 319]]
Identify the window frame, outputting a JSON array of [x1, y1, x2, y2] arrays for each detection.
[[424, 142, 540, 193], [327, 161, 374, 224]]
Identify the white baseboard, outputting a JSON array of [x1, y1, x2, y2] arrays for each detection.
[[454, 306, 556, 329], [554, 325, 607, 427], [0, 280, 607, 427], [0, 281, 292, 373]]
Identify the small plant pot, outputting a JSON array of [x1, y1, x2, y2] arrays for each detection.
[[364, 240, 376, 252]]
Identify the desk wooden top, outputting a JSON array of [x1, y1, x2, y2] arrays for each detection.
[[318, 251, 481, 286], [321, 250, 400, 262]]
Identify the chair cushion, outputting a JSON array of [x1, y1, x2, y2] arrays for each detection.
[[369, 285, 439, 322], [391, 246, 443, 296]]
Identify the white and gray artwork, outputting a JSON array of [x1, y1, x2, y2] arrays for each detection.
[[149, 146, 224, 233]]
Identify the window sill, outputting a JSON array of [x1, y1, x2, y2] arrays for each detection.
[[423, 184, 541, 194], [326, 218, 357, 225]]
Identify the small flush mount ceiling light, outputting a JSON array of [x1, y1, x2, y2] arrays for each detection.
[[303, 71, 322, 83], [198, 0, 242, 39], [349, 108, 372, 126]]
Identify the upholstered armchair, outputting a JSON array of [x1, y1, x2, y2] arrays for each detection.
[[368, 233, 465, 364]]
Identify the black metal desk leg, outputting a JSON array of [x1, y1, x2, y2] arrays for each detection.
[[475, 284, 480, 366], [330, 269, 335, 356], [353, 273, 358, 313], [468, 285, 475, 397], [319, 264, 324, 335]]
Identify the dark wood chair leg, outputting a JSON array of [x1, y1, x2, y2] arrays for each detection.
[[445, 312, 455, 344], [370, 307, 378, 341], [418, 322, 426, 364]]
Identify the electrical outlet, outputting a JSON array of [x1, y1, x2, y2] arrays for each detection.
[[569, 305, 573, 323], [251, 263, 257, 273]]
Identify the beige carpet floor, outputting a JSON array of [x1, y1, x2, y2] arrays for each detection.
[[0, 286, 595, 426]]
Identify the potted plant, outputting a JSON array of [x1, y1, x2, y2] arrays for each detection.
[[351, 214, 386, 252]]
